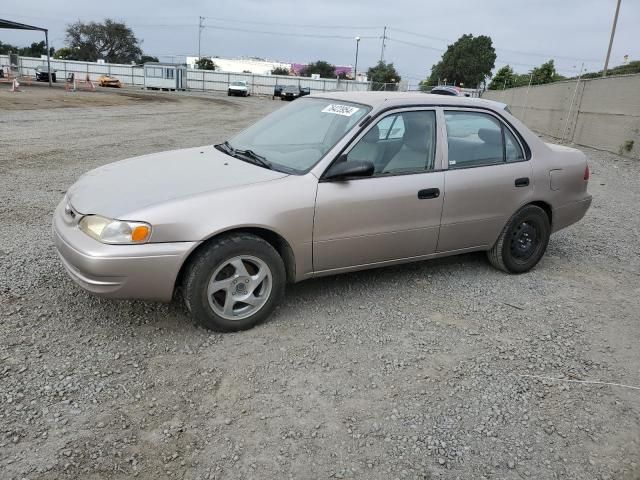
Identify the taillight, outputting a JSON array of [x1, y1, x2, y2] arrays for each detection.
[[583, 165, 590, 181]]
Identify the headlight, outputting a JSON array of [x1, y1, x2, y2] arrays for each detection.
[[78, 215, 151, 244]]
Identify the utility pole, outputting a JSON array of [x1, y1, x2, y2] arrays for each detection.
[[380, 26, 387, 63], [354, 36, 360, 81], [198, 16, 205, 61], [603, 0, 622, 77], [44, 29, 52, 87]]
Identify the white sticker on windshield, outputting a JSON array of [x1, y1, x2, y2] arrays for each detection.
[[322, 104, 360, 116]]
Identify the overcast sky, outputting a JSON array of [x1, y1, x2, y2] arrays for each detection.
[[3, 0, 638, 84]]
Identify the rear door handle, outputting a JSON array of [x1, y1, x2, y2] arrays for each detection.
[[418, 188, 440, 199], [515, 177, 530, 187]]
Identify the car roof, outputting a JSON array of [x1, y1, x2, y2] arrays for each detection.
[[309, 91, 507, 112]]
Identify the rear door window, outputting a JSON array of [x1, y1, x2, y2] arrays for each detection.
[[444, 111, 524, 168]]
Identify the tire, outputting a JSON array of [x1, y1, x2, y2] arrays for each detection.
[[487, 205, 551, 274], [183, 233, 286, 332], [227, 91, 231, 96]]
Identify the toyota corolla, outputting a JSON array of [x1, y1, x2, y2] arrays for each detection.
[[53, 92, 592, 331]]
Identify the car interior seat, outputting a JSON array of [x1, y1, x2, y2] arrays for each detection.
[[348, 124, 386, 170], [382, 116, 434, 173]]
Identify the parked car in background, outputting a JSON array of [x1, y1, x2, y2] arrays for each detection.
[[228, 81, 250, 97], [281, 85, 311, 101], [273, 84, 285, 99], [429, 85, 460, 96], [97, 75, 122, 88], [35, 66, 56, 82], [54, 92, 592, 332]]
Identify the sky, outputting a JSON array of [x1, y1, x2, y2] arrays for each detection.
[[2, 0, 638, 86]]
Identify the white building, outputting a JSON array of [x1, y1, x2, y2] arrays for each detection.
[[186, 56, 291, 75]]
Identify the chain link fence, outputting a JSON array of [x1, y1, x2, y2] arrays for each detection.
[[0, 55, 373, 95]]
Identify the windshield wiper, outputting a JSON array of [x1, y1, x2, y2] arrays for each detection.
[[234, 149, 272, 169], [215, 141, 235, 155], [215, 142, 273, 170]]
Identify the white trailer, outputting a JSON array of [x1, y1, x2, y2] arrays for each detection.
[[143, 63, 187, 91]]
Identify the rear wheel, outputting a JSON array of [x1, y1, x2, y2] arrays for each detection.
[[488, 205, 551, 273], [183, 233, 286, 331]]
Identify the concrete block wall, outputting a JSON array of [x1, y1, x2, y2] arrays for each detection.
[[483, 74, 640, 159]]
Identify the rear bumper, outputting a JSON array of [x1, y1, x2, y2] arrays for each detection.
[[52, 200, 196, 301], [552, 195, 592, 232]]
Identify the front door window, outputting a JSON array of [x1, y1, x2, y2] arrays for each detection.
[[346, 110, 437, 175]]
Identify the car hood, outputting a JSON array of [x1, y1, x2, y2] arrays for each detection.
[[67, 145, 288, 218]]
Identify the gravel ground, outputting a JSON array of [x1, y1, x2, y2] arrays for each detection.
[[1, 86, 639, 480]]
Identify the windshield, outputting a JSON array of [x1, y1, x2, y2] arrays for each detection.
[[284, 85, 298, 92], [226, 97, 370, 173], [231, 81, 246, 86]]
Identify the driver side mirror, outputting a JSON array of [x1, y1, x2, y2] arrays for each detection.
[[323, 157, 375, 181]]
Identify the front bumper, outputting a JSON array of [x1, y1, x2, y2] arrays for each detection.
[[52, 200, 197, 302]]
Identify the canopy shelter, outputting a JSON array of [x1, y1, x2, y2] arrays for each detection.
[[0, 18, 52, 86]]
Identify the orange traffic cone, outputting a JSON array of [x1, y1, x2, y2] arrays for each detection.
[[9, 79, 21, 92]]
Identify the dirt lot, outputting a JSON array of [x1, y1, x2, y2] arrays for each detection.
[[1, 85, 639, 480]]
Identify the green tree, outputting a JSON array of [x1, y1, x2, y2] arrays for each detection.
[[270, 66, 290, 75], [367, 61, 401, 90], [301, 61, 335, 78], [1, 41, 54, 57], [18, 41, 54, 57], [580, 60, 640, 78], [65, 19, 142, 63], [53, 47, 77, 60], [195, 58, 216, 70], [530, 59, 560, 85], [0, 41, 19, 54], [488, 65, 516, 90], [140, 55, 159, 64], [426, 34, 496, 88]]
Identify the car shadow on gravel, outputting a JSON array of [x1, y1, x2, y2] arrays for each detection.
[[285, 252, 488, 296], [50, 252, 491, 332]]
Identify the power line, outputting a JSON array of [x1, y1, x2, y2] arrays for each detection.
[[387, 36, 597, 73], [131, 22, 379, 40], [199, 16, 383, 30], [201, 23, 378, 41], [388, 26, 602, 63], [386, 36, 444, 53]]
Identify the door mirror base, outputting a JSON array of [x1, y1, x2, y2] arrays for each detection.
[[323, 157, 375, 181]]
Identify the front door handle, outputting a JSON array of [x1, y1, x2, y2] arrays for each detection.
[[418, 188, 440, 199], [515, 177, 530, 187]]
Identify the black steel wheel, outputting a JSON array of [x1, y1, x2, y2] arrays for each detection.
[[488, 205, 551, 273]]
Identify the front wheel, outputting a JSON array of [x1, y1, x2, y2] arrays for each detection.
[[183, 233, 286, 331], [487, 205, 551, 273]]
